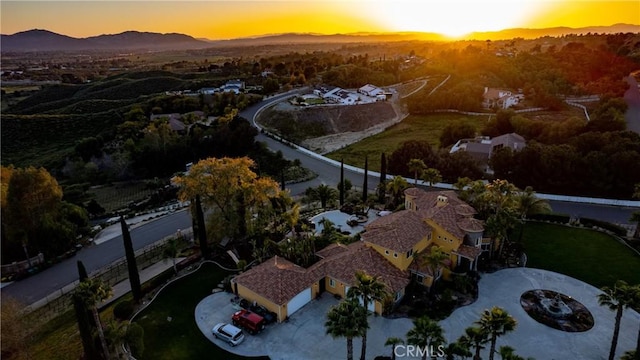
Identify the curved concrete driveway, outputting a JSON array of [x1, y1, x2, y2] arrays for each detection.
[[195, 268, 639, 360]]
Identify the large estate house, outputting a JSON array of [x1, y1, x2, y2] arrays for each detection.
[[232, 188, 488, 323], [313, 83, 388, 105]]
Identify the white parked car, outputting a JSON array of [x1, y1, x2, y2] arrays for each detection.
[[212, 323, 245, 346]]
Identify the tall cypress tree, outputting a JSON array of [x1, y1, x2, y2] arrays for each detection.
[[195, 195, 210, 259], [120, 216, 141, 302], [378, 152, 387, 202], [77, 260, 88, 282], [339, 159, 345, 206], [74, 260, 101, 360], [362, 156, 368, 203]]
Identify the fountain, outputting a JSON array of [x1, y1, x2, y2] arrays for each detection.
[[520, 289, 594, 332], [539, 293, 573, 318]]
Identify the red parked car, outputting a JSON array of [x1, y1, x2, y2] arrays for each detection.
[[231, 309, 266, 335]]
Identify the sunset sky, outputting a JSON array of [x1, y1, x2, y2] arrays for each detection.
[[1, 1, 639, 40]]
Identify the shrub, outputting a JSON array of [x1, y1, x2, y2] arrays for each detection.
[[529, 213, 571, 223], [113, 300, 135, 320], [580, 218, 627, 237], [126, 322, 145, 357]]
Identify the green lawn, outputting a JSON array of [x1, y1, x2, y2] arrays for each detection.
[[326, 113, 489, 171], [133, 262, 268, 360], [520, 222, 640, 288]]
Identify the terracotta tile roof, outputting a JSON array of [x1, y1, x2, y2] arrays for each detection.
[[233, 256, 310, 306], [234, 242, 411, 305], [361, 210, 432, 253], [457, 218, 485, 233], [312, 242, 410, 293], [316, 243, 349, 259], [454, 245, 483, 259], [407, 189, 484, 240]]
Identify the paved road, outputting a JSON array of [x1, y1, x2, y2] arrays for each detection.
[[1, 210, 192, 305], [244, 92, 639, 225]]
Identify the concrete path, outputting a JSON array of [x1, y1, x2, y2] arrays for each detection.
[[194, 268, 639, 360], [100, 258, 185, 308]]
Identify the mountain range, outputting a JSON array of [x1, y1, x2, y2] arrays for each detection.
[[0, 29, 211, 52], [2, 24, 639, 52]]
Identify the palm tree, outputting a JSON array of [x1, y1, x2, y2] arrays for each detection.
[[306, 184, 338, 208], [515, 186, 551, 243], [408, 158, 426, 185], [498, 345, 526, 360], [516, 186, 551, 219], [104, 319, 128, 358], [386, 175, 408, 208], [325, 298, 369, 360], [73, 278, 113, 360], [163, 236, 180, 274], [421, 245, 449, 292], [458, 326, 489, 360], [283, 202, 301, 236], [446, 341, 472, 360], [347, 271, 389, 360], [421, 168, 442, 188], [475, 306, 517, 360], [406, 316, 446, 360], [385, 337, 404, 360], [598, 280, 640, 360]]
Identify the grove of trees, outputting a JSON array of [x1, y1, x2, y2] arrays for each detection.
[[1, 166, 89, 264]]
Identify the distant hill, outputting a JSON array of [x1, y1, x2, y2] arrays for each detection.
[[3, 24, 639, 52], [204, 32, 451, 46], [0, 29, 211, 52], [465, 23, 640, 41]]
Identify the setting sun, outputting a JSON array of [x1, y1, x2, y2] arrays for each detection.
[[366, 1, 544, 38]]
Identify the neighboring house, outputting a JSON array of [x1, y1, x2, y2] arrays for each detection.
[[221, 79, 245, 94], [314, 86, 362, 105], [358, 84, 384, 97], [483, 87, 522, 109], [150, 111, 207, 133], [232, 188, 486, 322], [450, 133, 526, 173], [199, 87, 218, 95], [150, 113, 185, 132]]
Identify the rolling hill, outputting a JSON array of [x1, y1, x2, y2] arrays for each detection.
[[3, 24, 638, 52], [0, 29, 211, 52]]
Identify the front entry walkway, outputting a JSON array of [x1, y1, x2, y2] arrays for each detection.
[[195, 268, 640, 359]]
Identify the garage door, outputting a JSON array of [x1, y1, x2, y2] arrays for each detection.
[[287, 288, 312, 317], [345, 286, 376, 312]]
